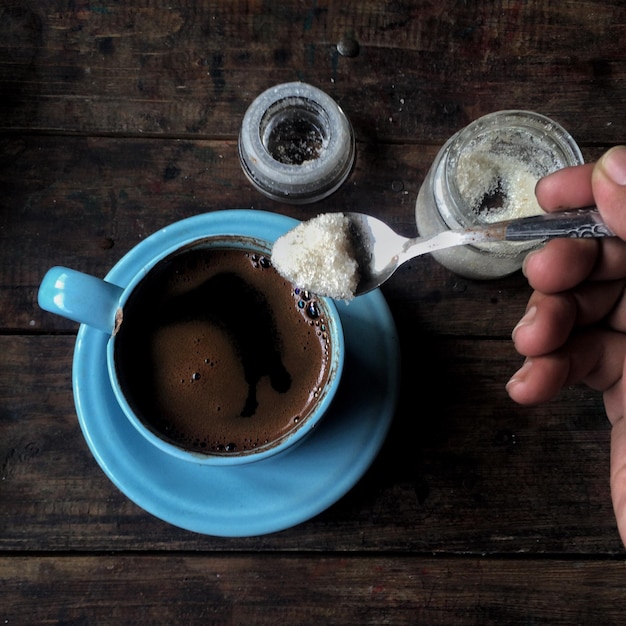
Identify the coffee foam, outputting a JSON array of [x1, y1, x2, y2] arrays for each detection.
[[114, 245, 334, 455]]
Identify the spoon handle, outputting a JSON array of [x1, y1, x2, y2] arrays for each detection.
[[495, 208, 615, 241]]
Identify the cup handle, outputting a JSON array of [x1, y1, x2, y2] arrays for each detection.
[[38, 266, 124, 334]]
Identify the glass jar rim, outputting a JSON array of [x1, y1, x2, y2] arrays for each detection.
[[438, 110, 584, 230], [238, 82, 355, 203]]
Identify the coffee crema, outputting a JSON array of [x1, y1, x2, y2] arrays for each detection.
[[114, 244, 335, 455]]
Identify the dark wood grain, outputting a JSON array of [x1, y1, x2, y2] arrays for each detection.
[[2, 0, 626, 622], [1, 335, 617, 554], [3, 555, 626, 625], [1, 2, 625, 143], [0, 135, 605, 335]]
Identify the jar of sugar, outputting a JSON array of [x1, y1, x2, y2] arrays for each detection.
[[415, 110, 584, 279]]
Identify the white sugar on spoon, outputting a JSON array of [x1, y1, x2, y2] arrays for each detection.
[[272, 213, 360, 301]]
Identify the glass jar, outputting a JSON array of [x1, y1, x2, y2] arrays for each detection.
[[415, 110, 584, 279], [238, 82, 355, 204]]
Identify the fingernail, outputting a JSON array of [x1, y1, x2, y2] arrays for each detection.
[[521, 250, 538, 278], [600, 146, 626, 186], [511, 305, 537, 341], [506, 358, 533, 391]]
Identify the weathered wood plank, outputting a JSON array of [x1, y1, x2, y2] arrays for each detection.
[[0, 1, 624, 141], [1, 335, 618, 553], [2, 554, 626, 625], [0, 135, 605, 335], [2, 0, 626, 620]]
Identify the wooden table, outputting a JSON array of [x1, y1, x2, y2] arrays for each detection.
[[2, 2, 626, 623]]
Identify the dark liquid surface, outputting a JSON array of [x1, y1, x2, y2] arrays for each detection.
[[114, 246, 334, 455]]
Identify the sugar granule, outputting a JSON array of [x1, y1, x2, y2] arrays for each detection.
[[271, 213, 359, 301], [455, 131, 547, 222]]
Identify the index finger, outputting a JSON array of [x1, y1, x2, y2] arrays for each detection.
[[535, 163, 595, 211]]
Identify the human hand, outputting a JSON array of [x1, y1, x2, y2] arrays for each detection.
[[506, 145, 626, 546]]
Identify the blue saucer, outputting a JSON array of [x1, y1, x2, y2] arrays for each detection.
[[72, 210, 400, 536]]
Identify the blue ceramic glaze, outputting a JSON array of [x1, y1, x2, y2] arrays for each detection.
[[38, 210, 345, 467], [53, 210, 399, 535], [38, 266, 124, 334]]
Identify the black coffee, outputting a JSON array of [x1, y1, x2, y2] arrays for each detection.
[[114, 242, 335, 455]]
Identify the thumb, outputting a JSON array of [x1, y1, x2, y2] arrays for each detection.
[[610, 355, 626, 548], [592, 146, 626, 239], [611, 416, 626, 548]]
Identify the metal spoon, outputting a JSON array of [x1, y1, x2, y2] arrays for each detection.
[[347, 208, 614, 295]]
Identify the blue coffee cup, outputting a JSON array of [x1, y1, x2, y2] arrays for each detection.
[[38, 211, 344, 466]]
